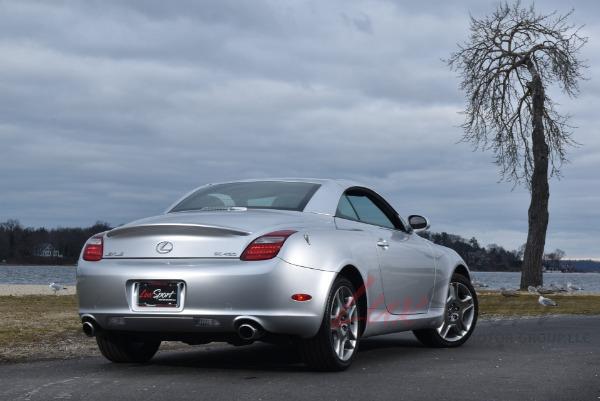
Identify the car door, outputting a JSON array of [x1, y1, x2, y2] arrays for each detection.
[[337, 189, 436, 315]]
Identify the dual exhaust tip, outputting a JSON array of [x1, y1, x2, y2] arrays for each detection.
[[82, 320, 264, 341], [237, 322, 264, 341], [82, 321, 96, 337]]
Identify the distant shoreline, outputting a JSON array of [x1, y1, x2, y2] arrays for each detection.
[[0, 263, 76, 267], [1, 264, 599, 273]]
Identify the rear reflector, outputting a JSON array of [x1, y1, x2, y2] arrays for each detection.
[[240, 230, 297, 261], [83, 235, 104, 261], [291, 293, 312, 302]]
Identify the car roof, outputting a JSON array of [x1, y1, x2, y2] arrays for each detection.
[[166, 178, 370, 216]]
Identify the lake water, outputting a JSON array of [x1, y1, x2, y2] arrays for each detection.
[[471, 271, 600, 292], [0, 265, 77, 285], [1, 265, 599, 292]]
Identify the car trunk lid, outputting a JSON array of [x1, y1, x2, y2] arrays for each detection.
[[102, 209, 304, 259]]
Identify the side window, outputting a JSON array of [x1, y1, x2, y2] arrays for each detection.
[[346, 194, 395, 229], [336, 195, 359, 221]]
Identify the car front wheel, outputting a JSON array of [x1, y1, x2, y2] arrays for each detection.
[[413, 272, 478, 347]]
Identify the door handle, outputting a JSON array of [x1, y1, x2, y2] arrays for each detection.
[[376, 239, 389, 249]]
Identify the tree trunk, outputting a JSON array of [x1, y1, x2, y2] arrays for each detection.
[[520, 66, 550, 289]]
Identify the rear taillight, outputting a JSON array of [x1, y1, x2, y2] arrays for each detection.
[[83, 235, 104, 261], [240, 230, 297, 261]]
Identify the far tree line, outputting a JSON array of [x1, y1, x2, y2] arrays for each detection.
[[418, 231, 569, 272], [0, 219, 111, 265], [0, 219, 577, 272]]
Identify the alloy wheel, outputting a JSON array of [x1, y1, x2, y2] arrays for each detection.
[[437, 281, 475, 342], [330, 286, 359, 361]]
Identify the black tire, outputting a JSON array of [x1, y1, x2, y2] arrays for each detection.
[[299, 276, 360, 371], [96, 332, 161, 363], [413, 273, 478, 348]]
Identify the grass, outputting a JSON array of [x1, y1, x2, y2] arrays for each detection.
[[477, 291, 600, 317], [1, 292, 599, 363], [0, 295, 97, 363]]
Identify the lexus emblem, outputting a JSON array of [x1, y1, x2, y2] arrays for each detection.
[[156, 241, 174, 254]]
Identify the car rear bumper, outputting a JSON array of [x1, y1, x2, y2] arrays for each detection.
[[77, 257, 335, 338]]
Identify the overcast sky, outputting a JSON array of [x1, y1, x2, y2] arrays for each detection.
[[0, 0, 598, 258]]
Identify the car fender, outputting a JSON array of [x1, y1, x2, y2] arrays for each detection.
[[278, 229, 385, 313], [427, 243, 471, 309]]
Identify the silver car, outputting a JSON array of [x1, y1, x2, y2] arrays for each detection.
[[78, 179, 478, 371]]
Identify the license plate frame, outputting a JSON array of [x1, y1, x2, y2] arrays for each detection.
[[132, 281, 185, 311]]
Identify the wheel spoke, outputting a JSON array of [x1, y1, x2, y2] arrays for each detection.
[[337, 291, 345, 310], [348, 327, 357, 340], [440, 322, 451, 338], [450, 283, 458, 301], [331, 331, 338, 350], [447, 283, 456, 303], [346, 304, 357, 318], [459, 295, 473, 307], [455, 317, 466, 332], [438, 320, 450, 338]]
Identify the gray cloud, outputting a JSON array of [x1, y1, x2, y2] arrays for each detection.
[[0, 0, 599, 258]]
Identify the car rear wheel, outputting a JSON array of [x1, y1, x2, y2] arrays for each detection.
[[413, 272, 478, 347], [96, 332, 161, 363], [299, 277, 359, 371]]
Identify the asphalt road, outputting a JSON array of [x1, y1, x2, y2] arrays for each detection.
[[1, 315, 598, 401]]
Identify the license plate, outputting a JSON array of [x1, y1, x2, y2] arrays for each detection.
[[136, 281, 180, 308]]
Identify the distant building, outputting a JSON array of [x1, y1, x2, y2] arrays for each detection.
[[34, 243, 63, 258]]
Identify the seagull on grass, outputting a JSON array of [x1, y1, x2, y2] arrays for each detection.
[[536, 286, 555, 295], [49, 282, 67, 294], [500, 287, 520, 297], [538, 295, 558, 307], [472, 279, 488, 288]]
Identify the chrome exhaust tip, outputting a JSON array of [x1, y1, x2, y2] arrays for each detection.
[[82, 321, 96, 337], [237, 323, 264, 341]]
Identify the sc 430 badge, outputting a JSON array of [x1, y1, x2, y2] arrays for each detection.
[[214, 252, 237, 257]]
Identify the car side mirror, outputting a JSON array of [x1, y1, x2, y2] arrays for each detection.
[[408, 215, 430, 232]]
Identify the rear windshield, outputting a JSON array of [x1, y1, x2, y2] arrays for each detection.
[[170, 181, 321, 213]]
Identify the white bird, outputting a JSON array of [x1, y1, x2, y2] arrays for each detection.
[[472, 279, 488, 288], [527, 286, 538, 294], [500, 287, 519, 297], [538, 295, 558, 307], [49, 282, 67, 294], [536, 286, 555, 295], [567, 282, 583, 291], [549, 283, 568, 293]]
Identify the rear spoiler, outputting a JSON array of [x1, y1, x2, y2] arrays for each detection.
[[106, 224, 251, 238]]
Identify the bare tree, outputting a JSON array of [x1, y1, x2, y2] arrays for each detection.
[[516, 243, 526, 260], [543, 251, 555, 270], [448, 1, 587, 288], [553, 248, 566, 270]]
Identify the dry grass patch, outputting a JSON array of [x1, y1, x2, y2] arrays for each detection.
[[0, 295, 97, 362], [477, 292, 600, 318]]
